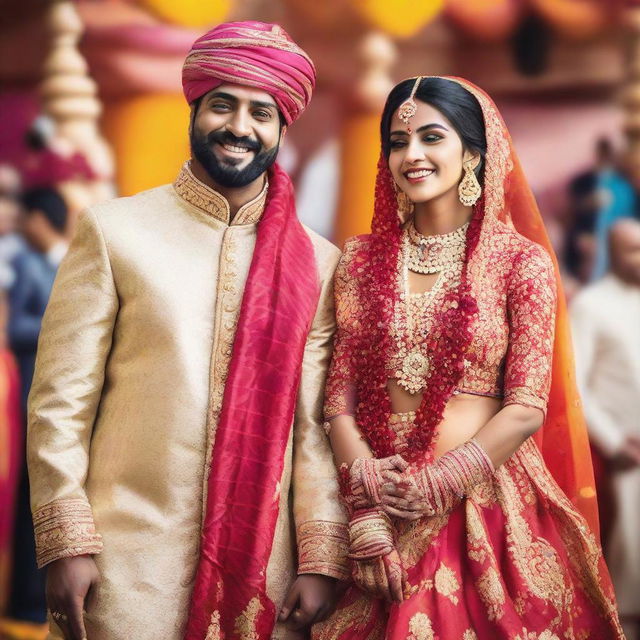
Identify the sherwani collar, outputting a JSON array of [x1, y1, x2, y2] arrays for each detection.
[[173, 161, 267, 226]]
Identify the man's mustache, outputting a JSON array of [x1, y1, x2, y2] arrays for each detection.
[[207, 131, 261, 152]]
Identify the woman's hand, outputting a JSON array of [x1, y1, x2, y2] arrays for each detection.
[[348, 507, 405, 602], [379, 439, 495, 520], [379, 471, 434, 520], [344, 454, 408, 511], [352, 547, 405, 602]]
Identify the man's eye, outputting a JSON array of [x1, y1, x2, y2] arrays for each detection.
[[211, 103, 230, 111], [254, 110, 271, 120]]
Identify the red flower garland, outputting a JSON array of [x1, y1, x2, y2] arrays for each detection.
[[348, 155, 484, 464]]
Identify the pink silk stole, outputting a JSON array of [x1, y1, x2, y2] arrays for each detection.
[[184, 164, 319, 639]]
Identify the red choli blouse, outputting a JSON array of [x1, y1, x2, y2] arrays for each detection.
[[325, 222, 557, 419]]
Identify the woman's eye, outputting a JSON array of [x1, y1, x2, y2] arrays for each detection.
[[390, 139, 406, 149], [423, 134, 442, 143]]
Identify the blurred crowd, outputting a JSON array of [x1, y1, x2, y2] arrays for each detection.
[[1, 123, 640, 638], [0, 116, 87, 639]]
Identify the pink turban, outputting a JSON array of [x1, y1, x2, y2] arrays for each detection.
[[182, 21, 316, 125]]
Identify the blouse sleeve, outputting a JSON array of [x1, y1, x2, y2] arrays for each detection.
[[323, 239, 362, 421], [502, 243, 557, 415]]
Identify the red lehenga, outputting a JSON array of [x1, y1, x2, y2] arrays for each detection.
[[313, 78, 624, 640]]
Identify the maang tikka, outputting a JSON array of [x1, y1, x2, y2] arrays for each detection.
[[398, 76, 422, 134]]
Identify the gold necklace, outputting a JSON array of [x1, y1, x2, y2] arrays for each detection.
[[393, 221, 468, 394], [406, 220, 469, 274]]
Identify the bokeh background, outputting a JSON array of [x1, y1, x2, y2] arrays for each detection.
[[1, 1, 637, 639]]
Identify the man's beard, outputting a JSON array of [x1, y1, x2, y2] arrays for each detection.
[[190, 128, 279, 188]]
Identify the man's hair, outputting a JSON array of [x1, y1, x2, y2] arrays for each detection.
[[21, 187, 68, 233]]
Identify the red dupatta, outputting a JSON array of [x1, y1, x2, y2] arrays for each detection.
[[184, 163, 319, 639]]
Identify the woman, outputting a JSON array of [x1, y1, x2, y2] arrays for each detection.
[[313, 77, 624, 639]]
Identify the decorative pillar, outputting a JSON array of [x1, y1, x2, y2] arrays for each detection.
[[623, 3, 640, 185], [334, 31, 396, 246], [41, 0, 115, 217]]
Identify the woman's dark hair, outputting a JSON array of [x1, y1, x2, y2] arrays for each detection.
[[380, 77, 487, 183]]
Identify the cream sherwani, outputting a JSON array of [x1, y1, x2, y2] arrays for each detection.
[[27, 164, 348, 639], [571, 273, 640, 617]]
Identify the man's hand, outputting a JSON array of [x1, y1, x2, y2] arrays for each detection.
[[278, 574, 338, 630], [46, 555, 100, 640], [611, 435, 640, 471]]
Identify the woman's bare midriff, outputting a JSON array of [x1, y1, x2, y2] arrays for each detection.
[[386, 379, 502, 459]]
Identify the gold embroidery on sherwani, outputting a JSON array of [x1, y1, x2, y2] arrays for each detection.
[[234, 597, 264, 640], [174, 164, 269, 517], [462, 630, 479, 640], [203, 231, 239, 487], [297, 520, 349, 580], [173, 162, 267, 225], [407, 612, 435, 640], [32, 498, 103, 568]]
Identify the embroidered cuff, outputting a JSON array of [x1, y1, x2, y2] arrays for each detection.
[[502, 387, 547, 418], [33, 498, 103, 568], [297, 520, 350, 581]]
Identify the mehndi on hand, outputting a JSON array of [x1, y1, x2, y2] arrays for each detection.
[[340, 455, 408, 512], [380, 439, 495, 520], [348, 507, 405, 602]]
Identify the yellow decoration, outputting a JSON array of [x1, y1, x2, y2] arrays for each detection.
[[334, 113, 381, 247], [101, 94, 191, 197], [353, 0, 444, 38], [133, 0, 231, 28]]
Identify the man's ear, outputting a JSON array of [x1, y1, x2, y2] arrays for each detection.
[[280, 125, 288, 141]]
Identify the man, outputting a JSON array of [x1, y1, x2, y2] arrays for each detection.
[[27, 22, 348, 640], [571, 218, 640, 640], [8, 187, 68, 625], [564, 138, 638, 283]]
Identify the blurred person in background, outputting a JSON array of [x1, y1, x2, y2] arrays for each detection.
[[571, 218, 640, 640], [21, 116, 95, 192], [0, 165, 24, 293], [314, 76, 623, 639], [7, 187, 68, 629], [0, 164, 30, 633], [564, 138, 638, 284], [26, 21, 347, 640]]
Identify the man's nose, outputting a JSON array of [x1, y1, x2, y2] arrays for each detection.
[[226, 109, 252, 138]]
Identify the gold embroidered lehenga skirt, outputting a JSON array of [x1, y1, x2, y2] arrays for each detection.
[[313, 413, 624, 640]]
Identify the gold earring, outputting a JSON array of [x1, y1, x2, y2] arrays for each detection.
[[458, 161, 482, 206]]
